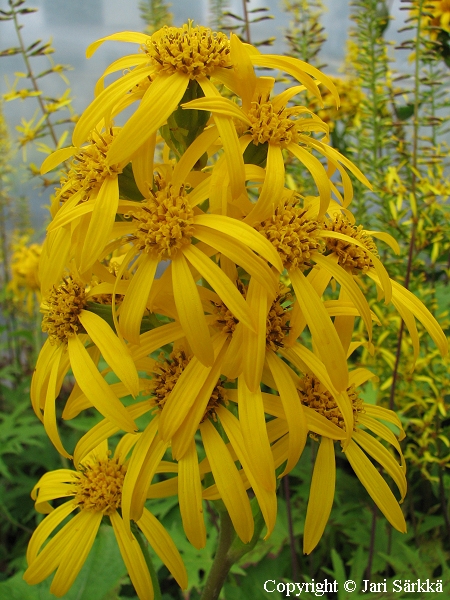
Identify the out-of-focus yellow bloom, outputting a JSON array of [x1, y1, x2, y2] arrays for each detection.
[[8, 234, 42, 315]]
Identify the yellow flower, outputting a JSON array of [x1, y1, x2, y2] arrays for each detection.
[[32, 275, 139, 456], [8, 234, 42, 315], [40, 127, 129, 274], [23, 440, 187, 599]]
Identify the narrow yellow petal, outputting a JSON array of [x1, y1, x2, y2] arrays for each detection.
[[176, 439, 206, 549], [67, 335, 137, 433], [43, 349, 72, 458], [172, 253, 214, 367], [304, 437, 335, 554], [242, 278, 268, 392], [130, 321, 185, 362], [289, 268, 348, 391], [50, 511, 102, 597], [287, 142, 331, 217], [172, 125, 219, 189], [27, 502, 76, 564], [313, 252, 373, 341], [79, 309, 139, 396], [182, 96, 251, 125], [74, 401, 150, 467], [200, 419, 254, 543], [265, 351, 307, 476], [158, 354, 212, 442], [138, 508, 188, 589], [244, 144, 285, 226], [238, 378, 276, 491], [194, 214, 283, 272], [193, 225, 278, 296], [217, 405, 277, 538], [122, 417, 159, 528], [132, 132, 157, 197], [183, 244, 256, 332], [110, 512, 154, 600], [119, 254, 159, 345], [198, 77, 246, 200], [86, 32, 150, 57], [171, 335, 229, 460], [345, 440, 407, 532], [73, 67, 154, 147], [107, 73, 189, 165], [230, 34, 257, 111], [40, 147, 76, 174], [353, 429, 406, 500]]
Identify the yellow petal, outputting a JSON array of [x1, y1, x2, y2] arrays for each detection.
[[40, 147, 76, 174], [238, 378, 276, 491], [230, 34, 257, 111], [73, 67, 154, 147], [265, 351, 308, 476], [170, 335, 229, 460], [193, 225, 278, 296], [353, 429, 406, 500], [67, 335, 137, 433], [107, 72, 189, 165], [50, 511, 102, 597], [249, 54, 327, 104], [183, 244, 256, 332], [86, 31, 150, 57], [79, 309, 139, 396], [43, 349, 72, 458], [74, 401, 150, 467], [198, 77, 246, 200], [287, 142, 331, 217], [217, 405, 277, 538], [130, 321, 185, 362], [200, 419, 254, 543], [304, 437, 335, 554], [138, 508, 188, 589], [312, 252, 373, 340], [172, 125, 219, 190], [158, 353, 213, 442], [110, 512, 154, 600], [344, 440, 407, 532], [132, 132, 157, 197], [194, 214, 283, 272], [26, 502, 77, 564], [172, 253, 214, 367], [242, 278, 268, 391], [182, 96, 251, 126], [289, 268, 348, 391], [244, 144, 285, 226], [176, 439, 206, 549], [119, 254, 159, 345], [122, 417, 159, 527]]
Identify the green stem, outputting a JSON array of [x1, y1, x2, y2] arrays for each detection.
[[200, 510, 236, 600], [10, 0, 59, 147], [133, 524, 162, 600]]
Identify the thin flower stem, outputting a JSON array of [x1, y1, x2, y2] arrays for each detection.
[[242, 0, 251, 44], [200, 510, 236, 600], [283, 475, 299, 581], [388, 0, 423, 411], [365, 502, 377, 580], [133, 525, 162, 600], [10, 0, 59, 147]]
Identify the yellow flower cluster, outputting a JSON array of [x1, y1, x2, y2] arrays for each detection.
[[25, 22, 448, 599], [7, 234, 42, 316]]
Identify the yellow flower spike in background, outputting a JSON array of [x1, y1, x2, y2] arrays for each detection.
[[23, 440, 187, 600], [8, 233, 42, 316]]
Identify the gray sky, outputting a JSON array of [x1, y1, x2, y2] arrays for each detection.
[[0, 0, 406, 230]]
